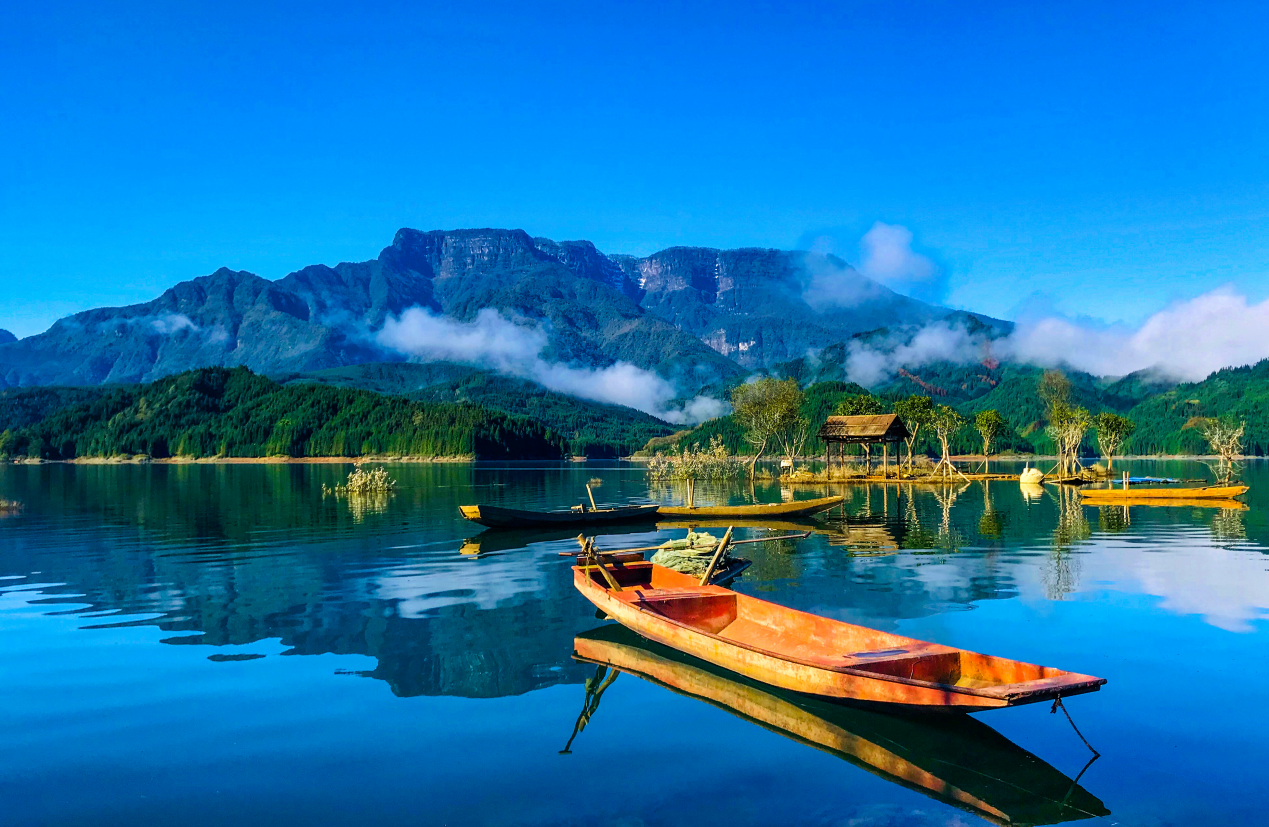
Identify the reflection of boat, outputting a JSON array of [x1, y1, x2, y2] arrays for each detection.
[[459, 503, 659, 528], [1080, 484, 1248, 501], [572, 625, 1109, 826], [1020, 482, 1046, 502], [573, 559, 1105, 711], [1088, 497, 1248, 510], [459, 524, 656, 556], [656, 494, 844, 519]]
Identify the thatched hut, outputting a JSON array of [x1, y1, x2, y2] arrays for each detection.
[[818, 414, 910, 477]]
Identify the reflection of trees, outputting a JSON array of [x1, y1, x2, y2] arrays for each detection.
[[1096, 505, 1130, 533], [932, 484, 970, 553], [1045, 486, 1089, 600], [1211, 508, 1246, 542], [978, 481, 1007, 540], [899, 486, 939, 550]]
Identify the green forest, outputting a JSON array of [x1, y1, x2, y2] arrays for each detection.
[[7, 356, 1269, 464], [279, 362, 675, 457], [646, 357, 1269, 459], [0, 367, 566, 460]]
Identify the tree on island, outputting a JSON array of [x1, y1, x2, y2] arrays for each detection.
[[974, 409, 1007, 473], [730, 378, 808, 478], [1047, 402, 1092, 478], [1094, 412, 1135, 473], [1199, 416, 1245, 482], [1039, 369, 1089, 477], [931, 405, 966, 479], [893, 394, 935, 473]]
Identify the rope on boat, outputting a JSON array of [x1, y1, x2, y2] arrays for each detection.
[[1051, 694, 1101, 758]]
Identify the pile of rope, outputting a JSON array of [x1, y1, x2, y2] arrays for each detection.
[[650, 531, 730, 576]]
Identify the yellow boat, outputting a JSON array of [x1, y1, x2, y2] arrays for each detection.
[[1084, 497, 1248, 510], [1080, 484, 1248, 501], [656, 493, 844, 520]]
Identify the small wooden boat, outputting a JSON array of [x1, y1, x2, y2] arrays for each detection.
[[1080, 484, 1248, 501], [656, 493, 844, 520], [1084, 497, 1248, 510], [573, 558, 1105, 711], [573, 624, 1109, 825], [459, 503, 659, 528]]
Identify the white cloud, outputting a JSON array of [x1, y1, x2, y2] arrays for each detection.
[[843, 322, 988, 387], [1003, 287, 1269, 381], [148, 314, 199, 334], [801, 222, 947, 308], [377, 307, 723, 424], [858, 222, 939, 286]]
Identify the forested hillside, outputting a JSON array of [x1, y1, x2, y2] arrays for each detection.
[[0, 367, 566, 461], [280, 362, 675, 457]]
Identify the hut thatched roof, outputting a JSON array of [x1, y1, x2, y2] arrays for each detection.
[[818, 413, 910, 443]]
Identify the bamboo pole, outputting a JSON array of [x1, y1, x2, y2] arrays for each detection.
[[586, 484, 597, 510], [698, 526, 734, 586]]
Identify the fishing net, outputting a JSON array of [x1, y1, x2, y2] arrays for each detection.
[[650, 531, 729, 576]]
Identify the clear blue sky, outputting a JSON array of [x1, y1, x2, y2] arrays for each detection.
[[2, 1, 1267, 337]]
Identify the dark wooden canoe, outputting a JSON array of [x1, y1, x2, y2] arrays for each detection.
[[459, 503, 660, 529], [656, 493, 844, 519], [573, 559, 1105, 711], [573, 624, 1109, 825]]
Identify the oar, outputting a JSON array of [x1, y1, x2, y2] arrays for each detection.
[[556, 531, 811, 556]]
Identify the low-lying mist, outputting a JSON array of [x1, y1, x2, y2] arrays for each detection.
[[377, 307, 726, 425]]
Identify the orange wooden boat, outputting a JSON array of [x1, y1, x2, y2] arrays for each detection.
[[573, 559, 1105, 711], [572, 625, 1109, 825]]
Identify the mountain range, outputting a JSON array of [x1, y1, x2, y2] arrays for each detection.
[[0, 228, 1004, 396]]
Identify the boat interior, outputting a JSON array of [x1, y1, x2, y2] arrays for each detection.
[[582, 561, 1081, 695]]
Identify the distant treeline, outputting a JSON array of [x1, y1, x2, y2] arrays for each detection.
[[646, 358, 1269, 458], [0, 367, 566, 460]]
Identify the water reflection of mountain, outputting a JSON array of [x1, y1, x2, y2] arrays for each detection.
[[569, 625, 1110, 826], [3, 461, 1268, 701]]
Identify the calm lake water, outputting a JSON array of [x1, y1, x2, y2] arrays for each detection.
[[2, 460, 1267, 826]]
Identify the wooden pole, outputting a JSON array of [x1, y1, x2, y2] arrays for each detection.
[[578, 535, 622, 592], [586, 484, 597, 510], [698, 526, 735, 586]]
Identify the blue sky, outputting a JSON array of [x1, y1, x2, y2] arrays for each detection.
[[2, 1, 1267, 337]]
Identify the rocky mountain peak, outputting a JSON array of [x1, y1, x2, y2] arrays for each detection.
[[0, 329, 15, 344]]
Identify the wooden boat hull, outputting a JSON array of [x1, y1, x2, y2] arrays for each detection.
[[573, 561, 1104, 711], [459, 503, 660, 528], [1080, 484, 1248, 501], [1084, 497, 1248, 510], [656, 494, 844, 520], [574, 625, 1109, 826]]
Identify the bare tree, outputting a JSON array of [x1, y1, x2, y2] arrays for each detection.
[[1199, 417, 1245, 482]]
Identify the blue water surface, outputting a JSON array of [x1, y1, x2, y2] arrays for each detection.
[[1, 460, 1266, 826]]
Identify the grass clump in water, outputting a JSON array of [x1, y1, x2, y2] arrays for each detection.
[[323, 465, 397, 496], [647, 436, 745, 481]]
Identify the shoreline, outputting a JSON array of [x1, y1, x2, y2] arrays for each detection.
[[7, 455, 478, 465]]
